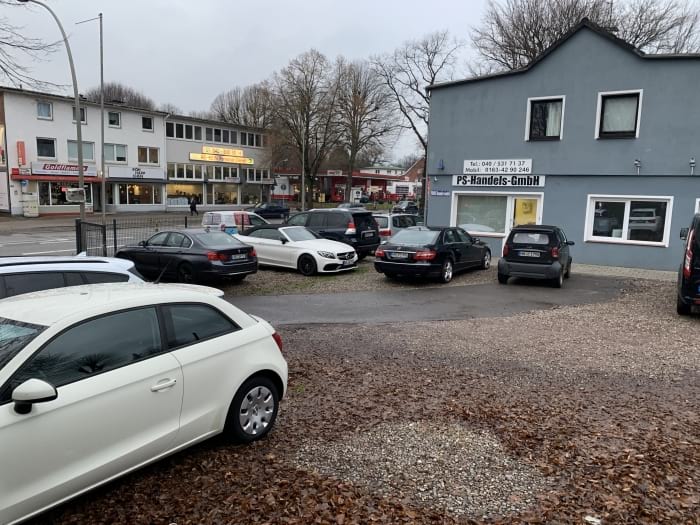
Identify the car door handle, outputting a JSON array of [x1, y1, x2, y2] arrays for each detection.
[[151, 378, 177, 392]]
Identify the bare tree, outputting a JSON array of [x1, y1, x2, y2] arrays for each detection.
[[0, 1, 58, 88], [396, 152, 422, 170], [84, 82, 155, 109], [336, 59, 399, 199], [472, 0, 700, 71], [210, 83, 275, 129], [188, 109, 213, 120], [271, 49, 342, 209], [159, 102, 182, 114]]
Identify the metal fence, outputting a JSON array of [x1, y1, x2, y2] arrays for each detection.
[[75, 216, 190, 256]]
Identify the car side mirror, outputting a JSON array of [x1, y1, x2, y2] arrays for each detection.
[[138, 240, 147, 247], [567, 241, 575, 246], [472, 237, 479, 243], [280, 237, 288, 244], [680, 228, 689, 240], [12, 379, 58, 415]]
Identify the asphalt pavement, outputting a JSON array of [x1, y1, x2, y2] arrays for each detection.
[[228, 274, 626, 325]]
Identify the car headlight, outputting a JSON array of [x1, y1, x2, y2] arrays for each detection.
[[317, 251, 336, 259]]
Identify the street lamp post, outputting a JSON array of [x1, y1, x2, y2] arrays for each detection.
[[301, 130, 305, 212], [19, 0, 85, 221]]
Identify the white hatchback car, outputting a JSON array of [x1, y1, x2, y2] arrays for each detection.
[[236, 225, 357, 275], [0, 283, 287, 525]]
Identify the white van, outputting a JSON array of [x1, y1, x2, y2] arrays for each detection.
[[201, 211, 269, 234]]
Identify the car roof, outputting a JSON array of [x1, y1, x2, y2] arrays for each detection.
[[308, 208, 370, 214], [0, 283, 224, 326], [510, 225, 559, 232], [404, 226, 447, 232], [0, 256, 134, 273]]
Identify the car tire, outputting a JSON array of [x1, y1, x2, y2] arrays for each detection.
[[224, 376, 279, 444], [439, 258, 454, 283], [677, 295, 691, 315], [481, 250, 491, 270], [357, 252, 368, 261], [564, 258, 572, 279], [498, 272, 508, 284], [297, 254, 317, 276], [552, 269, 564, 288], [177, 262, 195, 283]]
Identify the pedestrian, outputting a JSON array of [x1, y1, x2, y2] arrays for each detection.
[[189, 195, 198, 216]]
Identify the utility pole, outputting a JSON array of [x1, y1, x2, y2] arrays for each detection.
[[301, 128, 306, 211]]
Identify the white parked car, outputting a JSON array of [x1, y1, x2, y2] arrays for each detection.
[[201, 210, 269, 234], [236, 225, 357, 276], [0, 283, 287, 525], [0, 256, 144, 299]]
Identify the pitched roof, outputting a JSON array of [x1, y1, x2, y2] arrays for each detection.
[[428, 18, 700, 92]]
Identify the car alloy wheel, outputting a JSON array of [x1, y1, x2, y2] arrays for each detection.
[[177, 263, 194, 283], [482, 250, 491, 269], [225, 376, 280, 443], [298, 254, 317, 276], [441, 259, 453, 283]]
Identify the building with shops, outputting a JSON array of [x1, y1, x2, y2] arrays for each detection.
[[165, 115, 270, 208], [0, 86, 166, 215], [425, 19, 700, 270]]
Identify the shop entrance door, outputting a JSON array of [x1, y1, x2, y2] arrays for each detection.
[[513, 198, 538, 227]]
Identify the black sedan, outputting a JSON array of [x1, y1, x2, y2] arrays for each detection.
[[116, 229, 257, 283], [392, 200, 419, 214], [251, 203, 290, 219], [374, 226, 491, 283]]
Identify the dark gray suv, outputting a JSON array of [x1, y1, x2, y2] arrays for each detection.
[[286, 209, 380, 258]]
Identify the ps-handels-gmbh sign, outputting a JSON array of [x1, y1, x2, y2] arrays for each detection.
[[454, 158, 543, 187]]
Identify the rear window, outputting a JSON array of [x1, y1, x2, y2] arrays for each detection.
[[512, 232, 552, 245], [391, 229, 439, 245], [353, 213, 375, 230], [203, 213, 221, 225], [194, 232, 243, 247], [83, 272, 129, 284], [2, 272, 65, 299], [325, 213, 348, 228], [374, 216, 388, 228]]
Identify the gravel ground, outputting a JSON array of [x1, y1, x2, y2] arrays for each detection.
[[43, 278, 699, 524]]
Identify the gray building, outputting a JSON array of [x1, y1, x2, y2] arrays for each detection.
[[425, 19, 700, 270], [165, 115, 271, 210]]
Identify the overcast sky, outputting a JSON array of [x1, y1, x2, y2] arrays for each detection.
[[6, 0, 488, 159]]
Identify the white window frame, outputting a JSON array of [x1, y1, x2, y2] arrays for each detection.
[[104, 143, 127, 164], [137, 146, 159, 165], [107, 111, 121, 128], [67, 140, 95, 162], [594, 89, 643, 139], [449, 190, 545, 240], [524, 95, 566, 141], [36, 137, 57, 160], [695, 198, 700, 213], [583, 194, 673, 247], [36, 101, 53, 120], [72, 106, 87, 124], [141, 116, 154, 132]]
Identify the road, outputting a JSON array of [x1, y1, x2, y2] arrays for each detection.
[[229, 274, 625, 325], [0, 228, 77, 256]]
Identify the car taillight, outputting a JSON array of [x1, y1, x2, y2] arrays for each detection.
[[220, 224, 226, 231], [414, 249, 437, 261], [207, 251, 227, 261], [272, 332, 283, 353], [551, 247, 560, 259], [375, 247, 385, 257], [503, 244, 510, 257], [684, 230, 695, 278], [379, 228, 391, 236], [345, 221, 356, 235], [249, 248, 257, 258]]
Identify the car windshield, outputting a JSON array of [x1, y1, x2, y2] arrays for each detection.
[[282, 227, 318, 242], [512, 232, 551, 245], [0, 317, 46, 371], [391, 229, 439, 245], [194, 232, 242, 246]]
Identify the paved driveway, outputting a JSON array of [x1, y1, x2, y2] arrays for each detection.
[[229, 274, 625, 325]]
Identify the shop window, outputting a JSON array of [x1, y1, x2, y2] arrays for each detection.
[[108, 111, 121, 128], [527, 97, 563, 140], [586, 195, 671, 245], [104, 143, 127, 163], [194, 126, 202, 141], [142, 116, 154, 131], [36, 137, 56, 158], [39, 182, 50, 205], [138, 146, 159, 165], [127, 183, 155, 205], [185, 124, 193, 140], [46, 181, 92, 205], [211, 184, 238, 205], [166, 122, 174, 137], [596, 91, 641, 139], [68, 140, 95, 161], [455, 195, 508, 234], [167, 183, 202, 206], [205, 127, 213, 141], [72, 106, 87, 124], [37, 101, 52, 120], [175, 123, 184, 139]]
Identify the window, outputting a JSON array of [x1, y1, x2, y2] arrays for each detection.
[[82, 272, 129, 284], [185, 124, 193, 140], [108, 111, 121, 128], [443, 230, 458, 243], [194, 126, 202, 141], [596, 91, 642, 139], [3, 272, 65, 298], [147, 232, 170, 246], [68, 140, 95, 161], [175, 123, 184, 139], [104, 143, 127, 163], [240, 133, 247, 146], [222, 130, 229, 143], [512, 232, 551, 245], [455, 195, 508, 233], [72, 106, 87, 123], [287, 213, 308, 226], [123, 183, 158, 204], [137, 146, 159, 165], [214, 128, 222, 142], [7, 308, 162, 389], [230, 130, 237, 144], [585, 195, 672, 245], [248, 133, 256, 146], [37, 101, 52, 120], [167, 163, 176, 179], [162, 304, 237, 349], [205, 127, 213, 141], [166, 122, 174, 137], [36, 138, 56, 158], [455, 229, 473, 243], [255, 134, 261, 147], [527, 97, 563, 140], [165, 232, 188, 247], [39, 181, 91, 205], [142, 116, 154, 131], [64, 273, 85, 286]]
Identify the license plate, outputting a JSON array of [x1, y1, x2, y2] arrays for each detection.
[[362, 231, 375, 238], [231, 253, 247, 260], [342, 259, 353, 266], [519, 251, 540, 257], [391, 252, 409, 259]]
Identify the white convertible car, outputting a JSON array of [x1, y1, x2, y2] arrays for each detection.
[[236, 225, 357, 276]]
